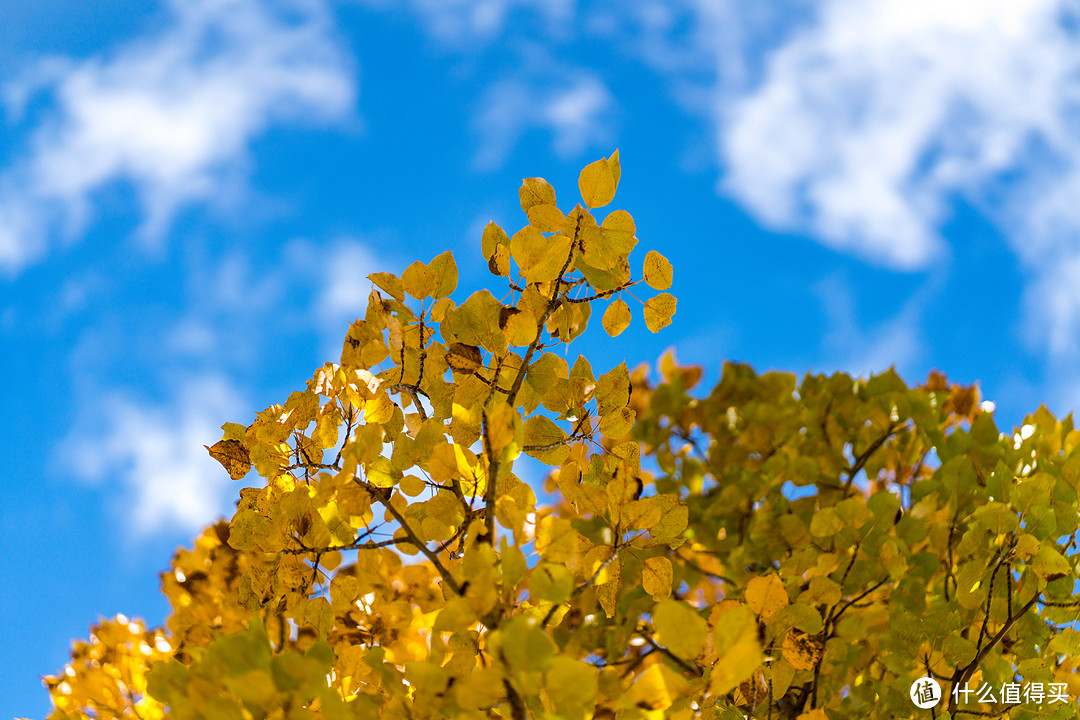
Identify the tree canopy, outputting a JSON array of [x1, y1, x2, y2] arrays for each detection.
[[39, 154, 1080, 720]]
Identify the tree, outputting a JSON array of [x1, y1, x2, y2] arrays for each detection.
[[39, 154, 1080, 720]]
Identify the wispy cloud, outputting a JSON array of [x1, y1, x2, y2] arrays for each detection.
[[0, 0, 355, 275], [62, 376, 247, 535], [363, 0, 574, 44], [646, 0, 1080, 361], [360, 0, 610, 170], [61, 236, 385, 537], [473, 73, 613, 170]]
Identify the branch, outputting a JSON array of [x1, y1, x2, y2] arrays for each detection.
[[357, 478, 463, 595], [947, 594, 1039, 716], [503, 679, 527, 720], [479, 216, 583, 549], [284, 536, 406, 554], [564, 279, 642, 303], [542, 543, 621, 628], [829, 577, 890, 626], [639, 629, 702, 677], [387, 383, 429, 422], [524, 415, 592, 453], [843, 422, 901, 491]]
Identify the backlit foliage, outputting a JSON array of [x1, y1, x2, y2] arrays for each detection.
[[42, 154, 1080, 720]]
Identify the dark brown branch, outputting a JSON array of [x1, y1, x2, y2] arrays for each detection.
[[358, 478, 463, 595], [947, 594, 1039, 716], [563, 279, 642, 303], [830, 577, 890, 626], [503, 679, 527, 720], [387, 383, 429, 422], [844, 422, 902, 491], [542, 545, 620, 628], [640, 630, 702, 677]]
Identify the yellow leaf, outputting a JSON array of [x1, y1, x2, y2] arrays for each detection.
[[489, 243, 511, 276], [519, 177, 557, 212], [511, 225, 572, 282], [453, 667, 505, 711], [446, 342, 484, 375], [527, 203, 566, 232], [482, 221, 510, 261], [402, 260, 434, 299], [368, 272, 404, 302], [601, 208, 636, 254], [710, 608, 763, 696], [608, 148, 621, 185], [643, 250, 673, 291], [364, 392, 394, 424], [602, 299, 631, 337], [583, 545, 618, 585], [622, 497, 662, 530], [628, 664, 687, 711], [642, 556, 673, 600], [523, 415, 571, 465], [599, 406, 635, 439], [431, 297, 454, 323], [782, 630, 824, 671], [205, 440, 251, 480], [545, 657, 597, 713], [501, 307, 538, 346], [535, 516, 579, 563], [221, 422, 247, 442], [428, 442, 478, 483], [579, 156, 617, 208], [446, 290, 507, 352], [399, 474, 426, 497], [598, 575, 620, 618], [595, 362, 630, 415], [643, 292, 677, 333], [654, 599, 707, 659], [428, 250, 458, 299], [745, 574, 789, 620], [485, 401, 521, 457]]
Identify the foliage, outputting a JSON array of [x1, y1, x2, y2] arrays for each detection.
[[41, 154, 1080, 720]]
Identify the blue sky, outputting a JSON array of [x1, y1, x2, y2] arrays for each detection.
[[3, 0, 1080, 715]]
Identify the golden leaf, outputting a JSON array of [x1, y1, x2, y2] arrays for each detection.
[[782, 629, 824, 671], [446, 342, 483, 375], [428, 250, 458, 299], [527, 203, 567, 232], [204, 439, 251, 480], [602, 299, 631, 337], [745, 574, 789, 620], [643, 250, 673, 291], [519, 177, 557, 212], [642, 556, 673, 600], [401, 260, 434, 299], [368, 272, 404, 302], [579, 156, 617, 209], [643, 293, 677, 333]]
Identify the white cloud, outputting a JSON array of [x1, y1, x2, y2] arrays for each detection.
[[716, 0, 1069, 268], [62, 376, 247, 535], [312, 241, 381, 325], [654, 0, 1080, 360], [60, 237, 388, 538], [474, 74, 613, 169], [369, 0, 575, 43], [0, 0, 355, 274]]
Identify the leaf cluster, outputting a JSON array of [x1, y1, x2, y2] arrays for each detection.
[[41, 156, 1080, 720]]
